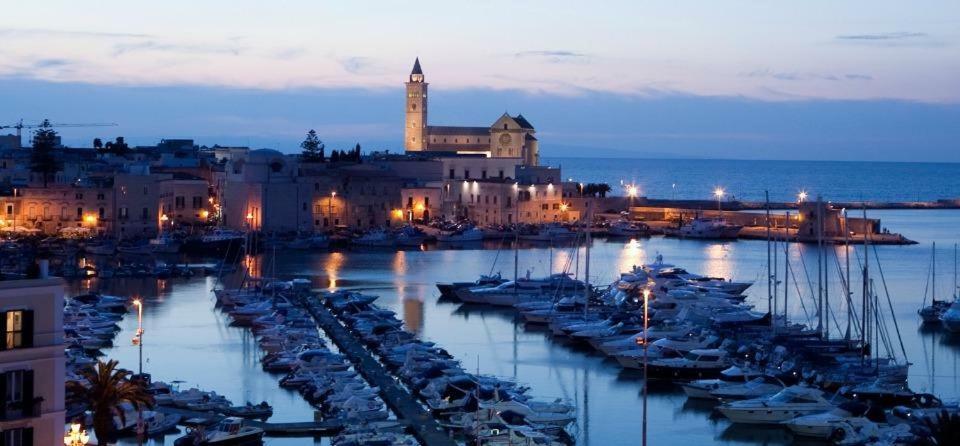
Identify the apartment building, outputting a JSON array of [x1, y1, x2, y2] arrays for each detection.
[[0, 277, 66, 445]]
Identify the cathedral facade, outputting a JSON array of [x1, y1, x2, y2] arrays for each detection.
[[404, 58, 539, 166]]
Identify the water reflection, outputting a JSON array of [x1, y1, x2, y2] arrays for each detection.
[[616, 238, 646, 274], [702, 242, 734, 280], [403, 296, 424, 334], [324, 251, 345, 289]]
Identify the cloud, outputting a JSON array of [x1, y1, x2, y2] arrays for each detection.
[[32, 58, 72, 69], [743, 69, 872, 82], [113, 41, 244, 57], [338, 57, 378, 75], [0, 27, 150, 39], [514, 50, 588, 64], [836, 32, 927, 41]]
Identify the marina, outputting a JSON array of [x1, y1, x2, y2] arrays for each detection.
[[54, 208, 959, 445]]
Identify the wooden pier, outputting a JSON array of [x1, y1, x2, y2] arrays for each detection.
[[303, 299, 458, 446]]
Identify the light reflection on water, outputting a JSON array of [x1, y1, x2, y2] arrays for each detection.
[[96, 209, 960, 445]]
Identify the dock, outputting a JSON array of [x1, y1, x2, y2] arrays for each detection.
[[154, 406, 346, 436], [302, 298, 457, 446]]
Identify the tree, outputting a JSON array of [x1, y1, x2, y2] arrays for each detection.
[[597, 183, 612, 198], [29, 128, 62, 187], [330, 149, 340, 163], [300, 129, 325, 162], [66, 359, 154, 443], [109, 137, 130, 156], [353, 143, 362, 163], [93, 138, 103, 150]]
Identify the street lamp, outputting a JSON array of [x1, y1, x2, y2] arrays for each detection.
[[159, 214, 168, 234], [64, 422, 90, 446], [131, 298, 145, 441], [713, 187, 725, 212], [798, 190, 808, 204], [329, 191, 337, 219]]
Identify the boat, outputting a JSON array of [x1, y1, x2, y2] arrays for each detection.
[[174, 417, 263, 445], [395, 226, 429, 247], [782, 401, 879, 440], [436, 273, 505, 299], [718, 386, 837, 424], [437, 227, 484, 243], [222, 401, 273, 419], [195, 228, 247, 252], [643, 348, 731, 379], [117, 242, 154, 255], [919, 242, 950, 324], [674, 217, 742, 240], [607, 220, 649, 238]]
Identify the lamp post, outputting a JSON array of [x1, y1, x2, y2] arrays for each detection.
[[64, 422, 90, 446], [159, 213, 168, 235], [713, 187, 725, 213], [626, 184, 638, 208], [131, 298, 144, 443], [798, 190, 808, 204], [329, 191, 336, 221], [641, 287, 651, 446]]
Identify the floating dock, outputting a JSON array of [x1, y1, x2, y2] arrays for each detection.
[[154, 406, 346, 436]]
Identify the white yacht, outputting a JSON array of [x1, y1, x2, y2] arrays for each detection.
[[354, 228, 395, 247], [783, 402, 877, 440], [437, 227, 484, 243], [175, 417, 264, 445], [519, 224, 578, 242], [607, 220, 649, 237], [718, 386, 837, 424]]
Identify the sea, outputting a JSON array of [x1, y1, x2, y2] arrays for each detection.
[[82, 158, 960, 445], [543, 157, 960, 203]]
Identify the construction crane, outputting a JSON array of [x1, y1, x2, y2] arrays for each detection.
[[0, 119, 118, 147]]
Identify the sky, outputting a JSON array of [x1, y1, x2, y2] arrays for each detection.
[[1, 1, 958, 161]]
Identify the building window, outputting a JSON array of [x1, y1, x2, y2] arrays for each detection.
[[1, 427, 32, 446], [119, 207, 129, 218], [464, 170, 470, 179], [424, 197, 430, 207], [1, 310, 31, 350], [175, 196, 185, 209], [481, 170, 487, 179], [97, 192, 105, 200], [4, 204, 11, 216], [76, 207, 82, 219], [498, 170, 504, 179], [192, 197, 203, 209], [449, 169, 455, 179], [75, 193, 83, 200], [99, 207, 105, 219]]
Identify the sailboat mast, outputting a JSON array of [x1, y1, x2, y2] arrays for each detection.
[[932, 242, 937, 303], [861, 205, 870, 361], [765, 191, 772, 324], [583, 201, 592, 316], [784, 211, 790, 324], [817, 196, 824, 338], [844, 209, 852, 341]]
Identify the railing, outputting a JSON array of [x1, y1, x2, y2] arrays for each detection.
[[0, 397, 43, 421]]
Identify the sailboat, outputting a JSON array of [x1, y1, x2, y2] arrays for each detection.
[[941, 244, 960, 332], [918, 243, 949, 324]]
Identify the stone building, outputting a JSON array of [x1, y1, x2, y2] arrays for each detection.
[[403, 58, 539, 166]]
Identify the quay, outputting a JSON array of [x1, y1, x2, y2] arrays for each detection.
[[301, 296, 458, 446]]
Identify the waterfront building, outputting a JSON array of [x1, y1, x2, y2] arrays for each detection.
[[403, 58, 540, 166], [0, 277, 67, 445]]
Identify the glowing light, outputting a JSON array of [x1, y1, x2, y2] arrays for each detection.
[[200, 210, 210, 219], [331, 191, 337, 198], [392, 209, 404, 218], [415, 203, 425, 212], [64, 422, 90, 446], [559, 203, 569, 212], [83, 214, 97, 224], [160, 214, 169, 222], [246, 212, 253, 220], [713, 187, 725, 199], [798, 190, 808, 203], [626, 184, 639, 198]]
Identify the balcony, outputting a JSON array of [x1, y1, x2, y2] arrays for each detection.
[[0, 397, 43, 421]]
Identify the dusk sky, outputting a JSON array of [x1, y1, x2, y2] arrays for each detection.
[[2, 1, 958, 161]]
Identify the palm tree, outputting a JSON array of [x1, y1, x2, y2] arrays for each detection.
[[66, 359, 154, 444]]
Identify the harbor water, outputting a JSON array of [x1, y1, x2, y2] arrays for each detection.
[[82, 209, 960, 445]]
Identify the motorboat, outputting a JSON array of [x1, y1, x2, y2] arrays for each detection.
[[782, 401, 878, 440], [395, 226, 429, 247], [174, 417, 263, 445], [607, 220, 649, 238], [675, 217, 742, 240], [644, 348, 731, 379], [614, 334, 719, 369], [718, 386, 837, 424], [456, 273, 586, 306], [707, 376, 786, 401], [287, 234, 330, 250]]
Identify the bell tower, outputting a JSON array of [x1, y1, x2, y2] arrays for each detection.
[[404, 57, 428, 151]]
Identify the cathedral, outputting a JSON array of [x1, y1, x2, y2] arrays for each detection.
[[404, 58, 539, 166]]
